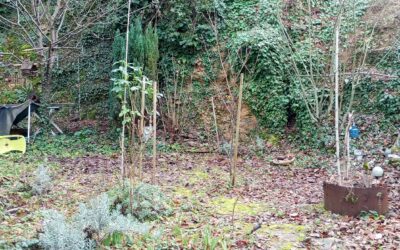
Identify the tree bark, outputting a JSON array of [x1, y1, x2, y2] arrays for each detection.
[[231, 74, 244, 187]]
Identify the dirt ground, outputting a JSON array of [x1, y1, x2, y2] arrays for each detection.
[[1, 148, 399, 249]]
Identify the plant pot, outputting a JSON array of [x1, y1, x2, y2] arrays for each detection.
[[323, 182, 389, 217]]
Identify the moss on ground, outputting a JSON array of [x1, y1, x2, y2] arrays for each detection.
[[174, 187, 193, 198], [188, 170, 209, 184], [241, 223, 307, 249], [211, 196, 269, 216]]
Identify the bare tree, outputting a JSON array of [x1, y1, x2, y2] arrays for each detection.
[[0, 0, 123, 99]]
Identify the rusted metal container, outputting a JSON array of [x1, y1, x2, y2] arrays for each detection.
[[323, 182, 389, 216]]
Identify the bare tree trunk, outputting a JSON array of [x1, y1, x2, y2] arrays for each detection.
[[211, 96, 220, 149], [42, 45, 53, 101], [231, 74, 244, 187]]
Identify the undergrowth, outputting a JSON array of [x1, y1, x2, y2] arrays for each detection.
[[39, 193, 148, 250], [109, 183, 172, 222]]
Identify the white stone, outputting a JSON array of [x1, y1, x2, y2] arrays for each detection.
[[372, 166, 384, 177]]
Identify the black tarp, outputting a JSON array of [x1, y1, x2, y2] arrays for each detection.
[[0, 101, 39, 135]]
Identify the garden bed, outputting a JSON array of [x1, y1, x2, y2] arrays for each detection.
[[323, 182, 389, 216]]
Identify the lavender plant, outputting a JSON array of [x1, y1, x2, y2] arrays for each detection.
[[39, 193, 148, 249], [32, 165, 51, 195]]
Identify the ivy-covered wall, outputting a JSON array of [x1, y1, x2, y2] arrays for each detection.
[[6, 0, 396, 146]]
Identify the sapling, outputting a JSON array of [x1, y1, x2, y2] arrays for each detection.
[[231, 74, 244, 187], [334, 9, 342, 185], [120, 0, 132, 182]]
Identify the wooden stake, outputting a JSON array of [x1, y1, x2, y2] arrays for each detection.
[[121, 0, 132, 183], [152, 81, 157, 184], [231, 74, 244, 187], [211, 96, 220, 149]]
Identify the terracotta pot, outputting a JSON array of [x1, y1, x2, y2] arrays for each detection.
[[323, 182, 389, 216]]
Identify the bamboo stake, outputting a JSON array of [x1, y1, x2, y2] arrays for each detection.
[[121, 0, 132, 183], [334, 13, 342, 185], [231, 74, 244, 187], [211, 96, 220, 149], [152, 81, 157, 184], [139, 76, 146, 180]]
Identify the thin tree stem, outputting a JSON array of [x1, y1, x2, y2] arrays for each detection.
[[152, 81, 157, 184], [121, 0, 132, 183], [334, 13, 342, 185], [231, 74, 244, 187]]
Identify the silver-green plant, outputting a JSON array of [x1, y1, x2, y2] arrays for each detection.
[[39, 193, 148, 249], [74, 193, 149, 238], [256, 136, 265, 154], [110, 183, 172, 222], [32, 165, 51, 195], [131, 183, 172, 221], [39, 210, 94, 250], [219, 141, 232, 156]]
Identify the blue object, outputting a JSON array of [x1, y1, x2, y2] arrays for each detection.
[[349, 124, 360, 139]]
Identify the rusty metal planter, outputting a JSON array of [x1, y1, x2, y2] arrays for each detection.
[[323, 182, 389, 217]]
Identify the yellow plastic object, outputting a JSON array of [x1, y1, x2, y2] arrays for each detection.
[[0, 135, 26, 154]]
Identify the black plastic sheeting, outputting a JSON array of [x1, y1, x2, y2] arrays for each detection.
[[0, 101, 39, 135]]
